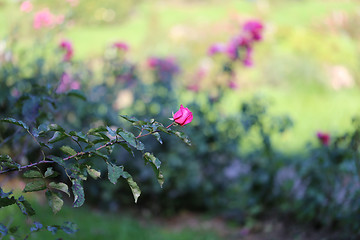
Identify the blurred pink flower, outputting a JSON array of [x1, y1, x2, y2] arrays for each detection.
[[20, 1, 33, 13], [56, 73, 80, 93], [147, 57, 158, 68], [54, 14, 65, 25], [113, 42, 129, 52], [243, 20, 264, 42], [187, 84, 200, 92], [228, 80, 238, 89], [317, 132, 330, 146], [59, 40, 74, 62], [33, 8, 54, 29], [207, 43, 225, 56]]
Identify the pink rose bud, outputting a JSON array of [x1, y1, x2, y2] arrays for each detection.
[[173, 105, 193, 126], [113, 41, 129, 51], [317, 132, 330, 146]]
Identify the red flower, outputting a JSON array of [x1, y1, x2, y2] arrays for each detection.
[[173, 105, 193, 126], [317, 132, 330, 146]]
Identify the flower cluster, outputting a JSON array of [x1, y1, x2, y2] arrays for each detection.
[[20, 1, 33, 13], [59, 40, 74, 62], [56, 73, 80, 93], [33, 8, 64, 29], [208, 20, 264, 67], [147, 57, 180, 82], [317, 131, 330, 146]]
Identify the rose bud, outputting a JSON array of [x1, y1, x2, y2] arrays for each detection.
[[173, 105, 193, 126]]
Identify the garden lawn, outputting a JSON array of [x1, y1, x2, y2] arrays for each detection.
[[0, 199, 220, 240]]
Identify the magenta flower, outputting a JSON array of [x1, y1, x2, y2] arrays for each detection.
[[20, 1, 33, 13], [147, 57, 158, 69], [59, 40, 74, 62], [33, 8, 54, 29], [228, 80, 238, 89], [317, 132, 330, 146], [243, 20, 264, 42], [208, 43, 226, 56], [113, 42, 129, 52], [173, 105, 193, 126]]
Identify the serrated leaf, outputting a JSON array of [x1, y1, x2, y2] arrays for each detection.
[[171, 130, 191, 146], [152, 132, 163, 144], [107, 162, 123, 184], [60, 146, 77, 156], [118, 130, 144, 150], [86, 166, 101, 179], [49, 131, 67, 143], [0, 117, 29, 130], [23, 179, 46, 192], [119, 142, 134, 157], [23, 170, 43, 178], [143, 152, 164, 187], [44, 167, 59, 178], [69, 131, 88, 143], [0, 155, 20, 171], [47, 156, 65, 167], [48, 124, 65, 132], [49, 182, 70, 197], [120, 115, 139, 123], [46, 191, 63, 214], [123, 171, 141, 203], [106, 126, 116, 137], [71, 179, 85, 208], [87, 126, 107, 134]]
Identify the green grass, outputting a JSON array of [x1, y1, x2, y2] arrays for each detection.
[[0, 199, 220, 240]]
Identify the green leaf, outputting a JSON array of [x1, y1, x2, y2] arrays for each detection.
[[107, 162, 123, 184], [117, 130, 144, 150], [91, 151, 109, 160], [0, 117, 29, 130], [60, 146, 77, 156], [171, 130, 191, 146], [16, 198, 35, 216], [86, 166, 101, 179], [0, 197, 16, 208], [106, 126, 116, 137], [48, 124, 65, 132], [47, 156, 65, 167], [119, 142, 134, 157], [49, 182, 70, 197], [23, 179, 46, 192], [123, 171, 141, 203], [44, 167, 59, 178], [0, 155, 21, 171], [46, 191, 63, 214], [143, 152, 164, 187], [152, 132, 163, 144], [23, 170, 43, 178], [69, 131, 88, 143], [66, 90, 86, 101], [49, 131, 68, 143], [87, 126, 107, 134], [120, 115, 139, 123], [71, 179, 85, 208]]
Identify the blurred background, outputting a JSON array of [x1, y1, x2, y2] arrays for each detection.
[[1, 0, 360, 239]]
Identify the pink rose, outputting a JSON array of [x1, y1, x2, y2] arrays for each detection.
[[59, 40, 74, 61], [317, 132, 330, 146], [173, 105, 193, 126]]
